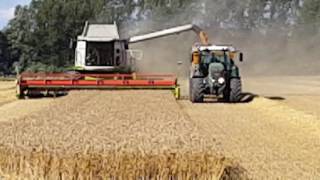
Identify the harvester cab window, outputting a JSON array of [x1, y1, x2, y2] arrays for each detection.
[[86, 42, 115, 66], [86, 48, 99, 66]]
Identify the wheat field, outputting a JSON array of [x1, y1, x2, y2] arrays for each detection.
[[0, 90, 245, 179], [0, 81, 16, 106]]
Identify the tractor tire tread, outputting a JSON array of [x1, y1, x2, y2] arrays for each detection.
[[229, 78, 242, 102], [190, 78, 205, 103]]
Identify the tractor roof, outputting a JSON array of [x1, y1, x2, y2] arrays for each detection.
[[78, 21, 120, 42], [193, 45, 237, 52]]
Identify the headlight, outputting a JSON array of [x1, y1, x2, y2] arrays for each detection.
[[211, 79, 216, 83], [218, 77, 225, 84]]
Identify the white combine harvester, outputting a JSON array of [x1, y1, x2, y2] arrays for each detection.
[[74, 22, 210, 73]]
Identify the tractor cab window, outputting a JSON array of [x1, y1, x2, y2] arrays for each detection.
[[214, 54, 225, 63], [201, 50, 229, 64], [201, 51, 220, 64], [201, 51, 211, 64], [210, 51, 227, 63]]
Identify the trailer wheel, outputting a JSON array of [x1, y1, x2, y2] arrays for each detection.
[[225, 78, 242, 102], [190, 78, 205, 103]]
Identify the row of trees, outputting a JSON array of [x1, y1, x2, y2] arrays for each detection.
[[0, 0, 319, 74], [0, 32, 9, 74]]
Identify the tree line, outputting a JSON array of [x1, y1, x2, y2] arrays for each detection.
[[0, 0, 319, 75]]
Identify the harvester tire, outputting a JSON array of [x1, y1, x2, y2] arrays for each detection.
[[190, 78, 205, 103], [15, 83, 24, 99], [228, 78, 242, 102]]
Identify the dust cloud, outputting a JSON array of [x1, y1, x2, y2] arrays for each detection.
[[211, 28, 320, 77], [124, 0, 320, 79], [129, 26, 320, 77], [128, 31, 196, 97], [130, 31, 195, 76]]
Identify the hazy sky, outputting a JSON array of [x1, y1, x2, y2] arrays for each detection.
[[0, 0, 31, 29]]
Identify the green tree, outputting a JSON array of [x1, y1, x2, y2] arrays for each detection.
[[300, 0, 320, 32], [5, 0, 104, 72], [0, 31, 9, 74], [5, 5, 34, 73], [5, 0, 143, 72], [3, 0, 312, 73]]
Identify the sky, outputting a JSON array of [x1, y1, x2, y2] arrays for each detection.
[[0, 0, 31, 29]]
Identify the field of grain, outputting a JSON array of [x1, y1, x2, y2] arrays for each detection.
[[178, 76, 320, 179], [0, 81, 16, 106], [0, 90, 245, 179], [1, 76, 319, 179]]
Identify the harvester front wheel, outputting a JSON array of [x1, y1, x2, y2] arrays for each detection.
[[15, 81, 24, 99], [190, 78, 205, 103], [225, 78, 242, 102]]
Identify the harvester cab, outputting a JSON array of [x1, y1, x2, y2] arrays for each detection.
[[75, 22, 133, 73], [190, 45, 244, 103]]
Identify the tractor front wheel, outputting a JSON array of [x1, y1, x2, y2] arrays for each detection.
[[224, 78, 242, 102], [190, 78, 205, 103]]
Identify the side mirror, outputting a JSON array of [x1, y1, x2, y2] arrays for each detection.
[[239, 52, 244, 62]]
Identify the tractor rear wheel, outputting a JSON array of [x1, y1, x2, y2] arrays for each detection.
[[190, 78, 205, 103], [225, 78, 242, 102]]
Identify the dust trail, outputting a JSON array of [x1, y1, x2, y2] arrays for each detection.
[[123, 1, 320, 77], [130, 25, 320, 77], [209, 28, 320, 76]]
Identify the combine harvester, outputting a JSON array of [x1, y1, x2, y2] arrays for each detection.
[[16, 22, 244, 102]]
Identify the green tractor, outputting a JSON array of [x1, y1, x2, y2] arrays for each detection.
[[189, 45, 244, 103]]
